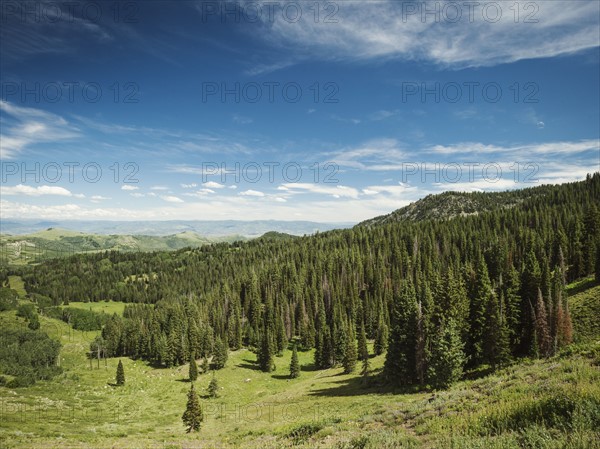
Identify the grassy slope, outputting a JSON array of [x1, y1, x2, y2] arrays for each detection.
[[64, 301, 127, 317], [1, 284, 599, 449], [568, 277, 600, 342]]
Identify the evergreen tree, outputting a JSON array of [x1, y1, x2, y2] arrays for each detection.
[[374, 321, 388, 356], [596, 237, 600, 284], [384, 280, 418, 386], [519, 250, 542, 356], [468, 260, 494, 366], [415, 301, 426, 384], [188, 353, 198, 382], [358, 321, 368, 362], [208, 375, 219, 398], [342, 323, 357, 374], [358, 323, 370, 385], [182, 383, 203, 432], [289, 343, 300, 379], [483, 293, 511, 369], [116, 359, 125, 386], [212, 337, 228, 370], [257, 329, 275, 372], [534, 288, 552, 358], [201, 357, 209, 374], [427, 319, 466, 389]]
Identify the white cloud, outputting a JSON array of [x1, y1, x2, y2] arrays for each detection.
[[121, 185, 139, 191], [279, 183, 360, 199], [203, 181, 225, 189], [160, 195, 184, 203], [239, 189, 265, 197], [254, 1, 600, 69], [130, 193, 145, 198], [91, 195, 111, 200], [181, 183, 198, 188], [150, 186, 169, 191], [427, 139, 600, 155], [1, 184, 74, 197], [0, 101, 80, 158]]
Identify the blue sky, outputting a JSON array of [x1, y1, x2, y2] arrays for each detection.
[[1, 0, 599, 222]]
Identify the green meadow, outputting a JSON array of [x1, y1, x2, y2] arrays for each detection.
[[1, 279, 599, 449]]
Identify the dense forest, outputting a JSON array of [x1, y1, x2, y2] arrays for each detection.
[[8, 173, 600, 388]]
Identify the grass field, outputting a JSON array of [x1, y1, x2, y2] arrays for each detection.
[[65, 301, 127, 317], [1, 284, 599, 449]]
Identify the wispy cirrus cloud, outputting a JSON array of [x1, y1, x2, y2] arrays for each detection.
[[250, 0, 599, 70], [0, 100, 80, 158]]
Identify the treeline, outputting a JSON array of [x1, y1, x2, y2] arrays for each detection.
[[16, 174, 600, 387]]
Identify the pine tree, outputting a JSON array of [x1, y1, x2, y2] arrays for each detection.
[[201, 357, 209, 374], [257, 329, 275, 372], [427, 319, 466, 389], [520, 250, 542, 356], [342, 323, 357, 374], [374, 321, 388, 356], [212, 337, 228, 370], [596, 237, 600, 284], [358, 323, 370, 385], [116, 359, 125, 386], [534, 288, 552, 357], [384, 280, 418, 386], [468, 260, 494, 366], [289, 343, 300, 379], [415, 301, 426, 384], [208, 375, 219, 398], [182, 383, 203, 432], [188, 353, 198, 382], [483, 293, 511, 369]]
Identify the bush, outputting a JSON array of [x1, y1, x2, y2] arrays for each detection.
[[16, 303, 37, 321], [0, 327, 62, 387], [0, 288, 18, 311], [286, 423, 323, 443]]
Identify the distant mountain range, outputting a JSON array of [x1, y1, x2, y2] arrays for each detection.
[[0, 220, 352, 237]]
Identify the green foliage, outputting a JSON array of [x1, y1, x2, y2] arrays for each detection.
[[62, 307, 108, 331], [0, 327, 61, 387], [257, 328, 275, 373], [384, 280, 418, 385], [116, 359, 125, 386], [212, 337, 228, 370], [427, 319, 466, 389], [16, 303, 36, 321], [208, 375, 219, 398], [343, 323, 358, 374], [188, 354, 198, 382], [0, 287, 18, 311], [182, 383, 203, 432], [286, 422, 323, 444], [290, 343, 300, 379]]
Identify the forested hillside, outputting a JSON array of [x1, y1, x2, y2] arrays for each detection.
[[5, 173, 600, 388]]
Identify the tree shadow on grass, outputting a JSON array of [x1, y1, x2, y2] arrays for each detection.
[[175, 377, 191, 383], [308, 374, 415, 397], [237, 357, 261, 371], [271, 374, 292, 380], [300, 362, 319, 372]]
